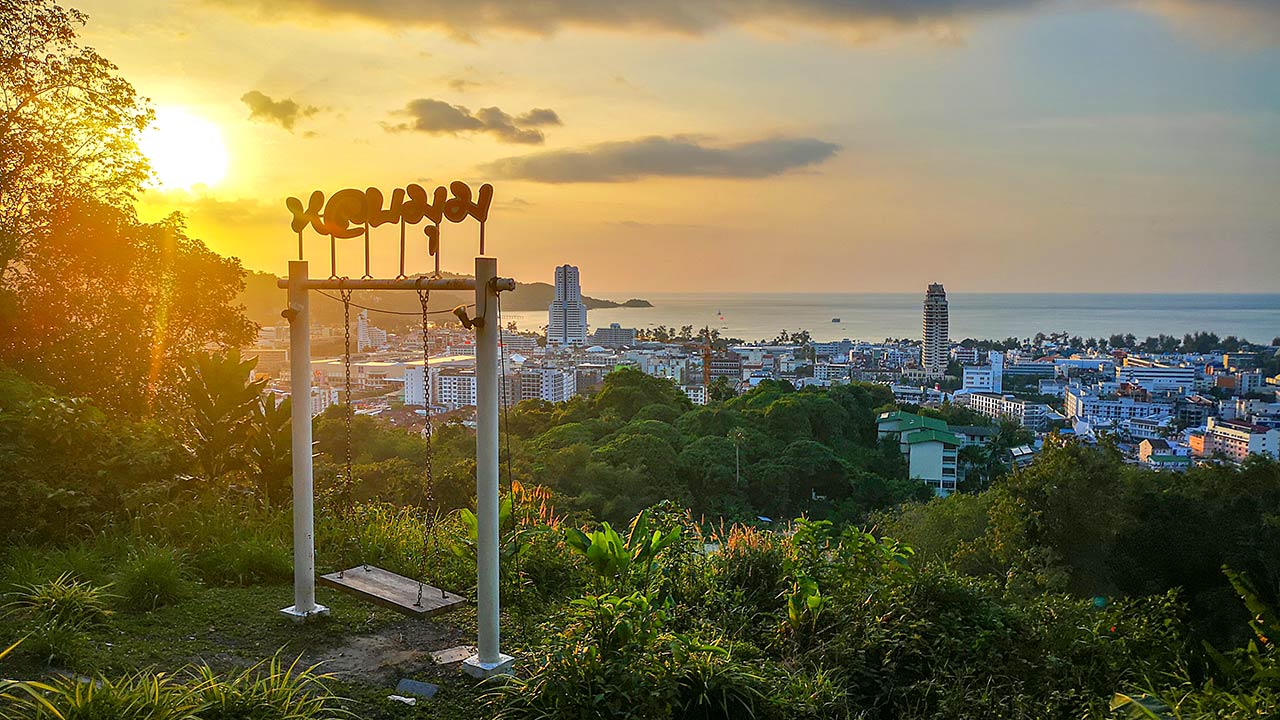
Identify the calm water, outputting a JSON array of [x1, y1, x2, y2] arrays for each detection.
[[500, 293, 1280, 344]]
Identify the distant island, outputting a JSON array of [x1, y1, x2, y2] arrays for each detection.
[[235, 270, 650, 327]]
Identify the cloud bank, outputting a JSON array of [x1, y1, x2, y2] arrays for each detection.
[[240, 90, 319, 131], [385, 98, 562, 144], [481, 135, 840, 183], [208, 0, 1280, 44]]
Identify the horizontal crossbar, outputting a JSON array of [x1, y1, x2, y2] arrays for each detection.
[[276, 277, 515, 291]]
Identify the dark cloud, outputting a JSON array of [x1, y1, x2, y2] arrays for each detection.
[[205, 0, 1280, 44], [448, 77, 483, 92], [480, 135, 840, 183], [384, 99, 560, 144], [240, 90, 319, 131], [517, 108, 561, 126]]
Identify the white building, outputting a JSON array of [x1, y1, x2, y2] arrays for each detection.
[[547, 264, 588, 345], [501, 332, 539, 355], [682, 384, 708, 406], [356, 310, 387, 351], [814, 363, 852, 384], [962, 351, 1004, 394], [922, 283, 949, 379], [964, 392, 1053, 430], [1065, 386, 1172, 424], [589, 323, 637, 347], [435, 370, 477, 410], [877, 411, 960, 496], [518, 366, 577, 404], [1116, 361, 1197, 392], [309, 387, 337, 417]]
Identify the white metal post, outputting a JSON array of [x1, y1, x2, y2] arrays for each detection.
[[463, 256, 514, 677], [281, 260, 329, 621]]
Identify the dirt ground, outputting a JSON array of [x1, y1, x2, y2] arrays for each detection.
[[312, 615, 473, 685]]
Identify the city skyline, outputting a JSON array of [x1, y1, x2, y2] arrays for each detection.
[[68, 0, 1280, 294]]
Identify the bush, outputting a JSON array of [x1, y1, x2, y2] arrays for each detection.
[[670, 639, 764, 720], [191, 535, 292, 588], [489, 592, 673, 720], [3, 574, 113, 628], [0, 545, 114, 593], [191, 654, 350, 720], [2, 574, 114, 669], [710, 526, 786, 613], [114, 545, 191, 611], [1, 655, 347, 720]]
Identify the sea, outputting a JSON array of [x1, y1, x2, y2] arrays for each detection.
[[499, 293, 1280, 344]]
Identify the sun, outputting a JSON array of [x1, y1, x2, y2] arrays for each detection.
[[138, 107, 229, 189]]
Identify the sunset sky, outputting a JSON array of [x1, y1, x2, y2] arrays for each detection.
[[75, 0, 1279, 294]]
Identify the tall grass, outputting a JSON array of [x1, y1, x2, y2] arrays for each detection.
[[114, 545, 191, 612], [0, 654, 350, 720], [3, 575, 114, 668]]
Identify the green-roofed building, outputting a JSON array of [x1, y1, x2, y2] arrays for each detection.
[[877, 410, 961, 496]]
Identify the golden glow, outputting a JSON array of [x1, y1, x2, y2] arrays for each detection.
[[139, 107, 229, 190]]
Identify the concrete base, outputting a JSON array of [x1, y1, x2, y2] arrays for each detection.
[[461, 653, 515, 679], [280, 604, 330, 622]]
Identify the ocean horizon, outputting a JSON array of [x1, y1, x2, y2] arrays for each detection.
[[500, 292, 1280, 344]]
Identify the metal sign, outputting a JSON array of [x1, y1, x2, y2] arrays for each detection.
[[287, 181, 494, 279]]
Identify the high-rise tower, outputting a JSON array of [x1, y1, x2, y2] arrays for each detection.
[[547, 264, 588, 345], [922, 283, 949, 379]]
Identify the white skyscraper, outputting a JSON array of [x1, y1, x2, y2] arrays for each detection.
[[922, 283, 949, 379], [547, 264, 588, 345]]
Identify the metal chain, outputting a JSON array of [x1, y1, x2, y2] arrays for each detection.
[[341, 288, 354, 491], [416, 288, 436, 606], [339, 287, 355, 576]]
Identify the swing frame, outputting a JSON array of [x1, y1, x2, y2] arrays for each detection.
[[278, 258, 516, 678]]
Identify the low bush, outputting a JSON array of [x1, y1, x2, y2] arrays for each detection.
[[0, 653, 347, 720], [114, 545, 191, 611], [190, 654, 350, 720], [191, 534, 292, 588], [3, 574, 113, 628]]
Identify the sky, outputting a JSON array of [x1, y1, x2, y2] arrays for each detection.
[[74, 0, 1280, 294]]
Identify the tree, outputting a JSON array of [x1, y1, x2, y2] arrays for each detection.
[[179, 350, 266, 483], [707, 375, 736, 402], [0, 198, 254, 413], [1, 0, 151, 281]]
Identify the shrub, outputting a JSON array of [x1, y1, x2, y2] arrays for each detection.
[[766, 665, 849, 720], [0, 545, 114, 593], [710, 526, 786, 613], [5, 669, 198, 720], [191, 535, 292, 588], [115, 545, 191, 611], [489, 592, 673, 720], [3, 574, 113, 669], [190, 653, 350, 720], [670, 638, 765, 720], [3, 574, 113, 628]]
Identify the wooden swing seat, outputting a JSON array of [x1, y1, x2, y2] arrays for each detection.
[[318, 565, 466, 617]]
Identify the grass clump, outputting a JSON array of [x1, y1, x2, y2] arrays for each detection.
[[3, 574, 114, 668], [191, 654, 351, 720], [115, 545, 192, 612], [0, 653, 350, 720], [4, 574, 113, 628]]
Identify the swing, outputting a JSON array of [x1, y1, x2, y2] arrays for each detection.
[[316, 287, 467, 617]]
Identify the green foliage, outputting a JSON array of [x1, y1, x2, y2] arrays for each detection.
[[179, 350, 266, 482], [3, 574, 112, 629], [0, 374, 189, 543], [1, 653, 349, 720], [189, 654, 351, 720], [114, 545, 191, 612], [565, 508, 682, 592], [1112, 568, 1279, 720]]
